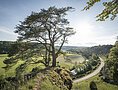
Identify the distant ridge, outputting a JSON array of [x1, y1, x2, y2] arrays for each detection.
[[56, 46, 88, 51]]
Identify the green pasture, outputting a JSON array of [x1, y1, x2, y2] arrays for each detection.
[[57, 54, 85, 69], [1, 54, 117, 90], [0, 54, 45, 78], [0, 54, 7, 78], [72, 74, 118, 90], [66, 54, 85, 63], [0, 54, 85, 77]]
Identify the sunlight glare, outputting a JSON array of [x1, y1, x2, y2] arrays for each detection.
[[77, 22, 94, 37]]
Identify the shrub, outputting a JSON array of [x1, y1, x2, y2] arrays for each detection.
[[90, 81, 97, 90]]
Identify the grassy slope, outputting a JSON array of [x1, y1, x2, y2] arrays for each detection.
[[0, 54, 7, 78], [72, 74, 118, 90], [1, 54, 118, 90], [0, 54, 84, 76], [0, 54, 25, 77], [0, 54, 45, 78], [57, 54, 85, 69], [0, 54, 85, 89]]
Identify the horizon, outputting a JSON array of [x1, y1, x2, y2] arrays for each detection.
[[0, 0, 118, 47], [0, 40, 113, 48]]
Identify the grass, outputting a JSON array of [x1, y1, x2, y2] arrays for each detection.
[[0, 54, 7, 78], [0, 54, 45, 78], [0, 54, 24, 77], [0, 53, 85, 89], [72, 74, 118, 90], [57, 54, 85, 69], [1, 54, 118, 90], [0, 54, 46, 90], [0, 54, 84, 76], [66, 54, 85, 63]]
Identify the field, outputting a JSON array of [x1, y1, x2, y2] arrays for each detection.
[[1, 54, 117, 90], [0, 54, 84, 77], [0, 54, 45, 78], [0, 54, 6, 78], [0, 53, 85, 89], [57, 54, 85, 69], [72, 74, 118, 90]]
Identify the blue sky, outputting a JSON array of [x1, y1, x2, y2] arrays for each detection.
[[0, 0, 118, 46]]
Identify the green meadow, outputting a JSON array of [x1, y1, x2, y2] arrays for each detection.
[[72, 74, 118, 90], [57, 54, 85, 69]]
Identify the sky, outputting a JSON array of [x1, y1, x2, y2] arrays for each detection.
[[0, 0, 118, 47]]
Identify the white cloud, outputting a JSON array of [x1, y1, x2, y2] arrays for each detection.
[[0, 26, 17, 36]]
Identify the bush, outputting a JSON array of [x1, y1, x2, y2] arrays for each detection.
[[90, 81, 97, 90]]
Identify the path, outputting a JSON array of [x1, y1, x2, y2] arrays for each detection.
[[73, 57, 104, 83]]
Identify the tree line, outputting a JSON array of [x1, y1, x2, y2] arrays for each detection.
[[100, 41, 118, 85], [66, 45, 113, 59]]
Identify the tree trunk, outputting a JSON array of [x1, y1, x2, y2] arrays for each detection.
[[52, 45, 56, 67]]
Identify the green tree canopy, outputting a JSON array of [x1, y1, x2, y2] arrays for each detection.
[[101, 41, 118, 84], [84, 0, 118, 21], [15, 6, 75, 67]]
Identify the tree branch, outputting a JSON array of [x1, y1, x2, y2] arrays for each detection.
[[56, 36, 66, 57]]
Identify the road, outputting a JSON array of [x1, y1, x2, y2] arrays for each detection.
[[73, 57, 104, 83]]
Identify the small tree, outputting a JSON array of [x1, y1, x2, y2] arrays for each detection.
[[15, 6, 75, 67], [92, 54, 99, 60], [90, 81, 98, 90]]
